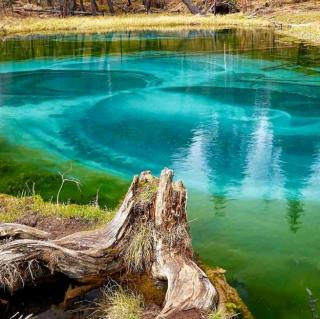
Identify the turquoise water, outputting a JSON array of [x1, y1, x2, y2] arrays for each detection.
[[1, 30, 320, 318]]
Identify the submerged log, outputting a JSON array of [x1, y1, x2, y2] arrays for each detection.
[[0, 168, 219, 318]]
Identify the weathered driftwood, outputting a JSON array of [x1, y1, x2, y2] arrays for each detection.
[[0, 168, 218, 318]]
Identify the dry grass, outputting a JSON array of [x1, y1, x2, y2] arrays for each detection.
[[137, 180, 158, 203], [0, 259, 42, 293], [280, 23, 320, 44], [0, 194, 115, 223], [273, 11, 320, 24], [1, 11, 320, 44], [268, 11, 320, 44], [0, 13, 270, 36], [92, 283, 143, 319], [124, 222, 154, 273], [0, 262, 25, 292], [0, 195, 31, 223]]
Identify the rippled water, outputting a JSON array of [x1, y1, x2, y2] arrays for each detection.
[[0, 30, 320, 319]]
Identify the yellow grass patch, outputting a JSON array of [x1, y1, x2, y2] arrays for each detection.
[[1, 12, 319, 44], [0, 13, 270, 36]]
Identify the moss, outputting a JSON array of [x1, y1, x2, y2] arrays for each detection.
[[208, 310, 224, 319], [226, 302, 239, 311], [201, 263, 254, 319]]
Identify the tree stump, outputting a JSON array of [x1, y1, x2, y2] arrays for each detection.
[[0, 168, 219, 318]]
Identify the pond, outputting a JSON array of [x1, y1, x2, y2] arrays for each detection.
[[0, 29, 320, 319]]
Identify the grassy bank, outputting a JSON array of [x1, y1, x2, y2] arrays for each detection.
[[0, 193, 115, 224], [0, 14, 269, 34], [0, 12, 320, 44], [273, 11, 320, 45]]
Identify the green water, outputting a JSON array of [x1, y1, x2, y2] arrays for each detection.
[[0, 29, 320, 318]]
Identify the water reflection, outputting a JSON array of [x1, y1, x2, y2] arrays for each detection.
[[287, 199, 304, 233], [172, 127, 212, 194], [302, 146, 320, 201], [211, 194, 227, 217], [1, 29, 320, 67]]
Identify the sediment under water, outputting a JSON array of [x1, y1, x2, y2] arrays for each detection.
[[0, 29, 320, 319]]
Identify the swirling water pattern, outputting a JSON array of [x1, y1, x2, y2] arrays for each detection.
[[0, 30, 320, 318]]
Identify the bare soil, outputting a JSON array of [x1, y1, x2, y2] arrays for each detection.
[[168, 309, 207, 319], [17, 213, 95, 238]]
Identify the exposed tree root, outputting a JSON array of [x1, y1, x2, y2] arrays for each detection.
[[0, 224, 50, 240]]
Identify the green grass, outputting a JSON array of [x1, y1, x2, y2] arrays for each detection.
[[0, 194, 115, 223], [33, 195, 115, 222]]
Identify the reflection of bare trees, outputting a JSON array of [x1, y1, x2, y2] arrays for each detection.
[[0, 29, 298, 64], [286, 199, 304, 233], [212, 194, 227, 216]]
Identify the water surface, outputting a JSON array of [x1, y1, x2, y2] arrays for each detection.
[[0, 30, 320, 319]]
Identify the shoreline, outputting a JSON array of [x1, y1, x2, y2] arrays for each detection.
[[0, 13, 319, 45]]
